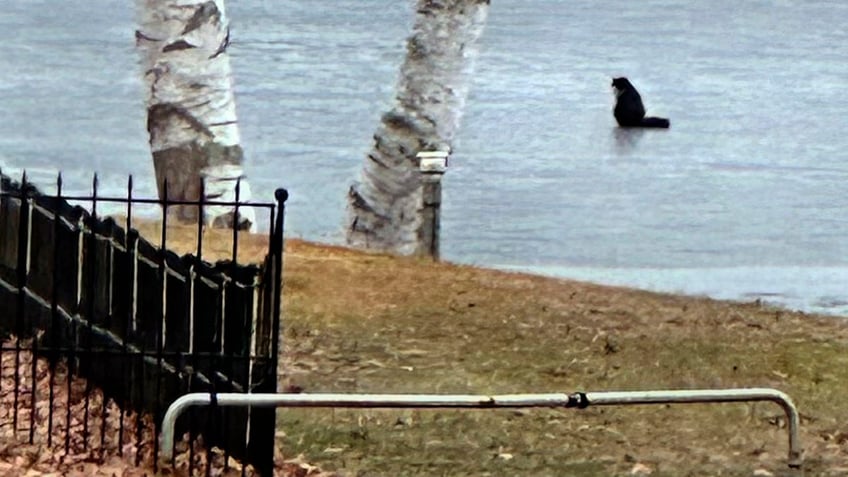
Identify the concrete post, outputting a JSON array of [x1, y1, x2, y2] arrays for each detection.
[[416, 151, 448, 260]]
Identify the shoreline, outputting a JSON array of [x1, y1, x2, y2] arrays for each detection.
[[495, 262, 848, 318], [5, 164, 844, 318]]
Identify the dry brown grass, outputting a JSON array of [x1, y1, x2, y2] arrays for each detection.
[[123, 223, 848, 476], [277, 241, 848, 476]]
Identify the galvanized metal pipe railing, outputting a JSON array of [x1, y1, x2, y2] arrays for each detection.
[[160, 388, 802, 468]]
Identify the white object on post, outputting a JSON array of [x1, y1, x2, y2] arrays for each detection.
[[417, 151, 449, 259], [417, 151, 449, 174]]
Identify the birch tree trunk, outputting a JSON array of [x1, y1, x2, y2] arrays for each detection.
[[346, 0, 490, 255], [136, 0, 254, 229]]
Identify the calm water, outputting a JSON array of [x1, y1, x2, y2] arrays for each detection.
[[1, 1, 846, 315]]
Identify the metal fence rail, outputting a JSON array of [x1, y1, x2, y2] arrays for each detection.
[[160, 388, 803, 470]]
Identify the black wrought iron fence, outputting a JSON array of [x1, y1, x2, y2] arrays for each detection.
[[0, 170, 286, 475]]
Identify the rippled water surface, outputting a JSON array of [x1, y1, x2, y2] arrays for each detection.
[[1, 1, 846, 314]]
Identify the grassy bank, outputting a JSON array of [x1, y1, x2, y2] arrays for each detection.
[[144, 225, 848, 476]]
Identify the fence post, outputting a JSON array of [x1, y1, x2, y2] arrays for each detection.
[[271, 188, 288, 388], [416, 151, 448, 260]]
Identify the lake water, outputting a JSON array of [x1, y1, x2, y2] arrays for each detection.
[[1, 1, 846, 316]]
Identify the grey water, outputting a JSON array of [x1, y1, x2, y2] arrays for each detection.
[[1, 1, 846, 315]]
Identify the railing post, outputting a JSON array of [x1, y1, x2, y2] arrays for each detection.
[[416, 151, 448, 260], [271, 188, 287, 389]]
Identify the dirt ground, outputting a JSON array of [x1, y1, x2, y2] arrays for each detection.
[[0, 339, 331, 476]]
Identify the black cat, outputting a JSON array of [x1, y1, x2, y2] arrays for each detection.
[[611, 77, 670, 128]]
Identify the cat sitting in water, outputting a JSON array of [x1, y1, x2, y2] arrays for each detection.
[[611, 77, 670, 128]]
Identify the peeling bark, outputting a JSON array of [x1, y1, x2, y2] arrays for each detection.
[[346, 0, 489, 255], [136, 0, 254, 229]]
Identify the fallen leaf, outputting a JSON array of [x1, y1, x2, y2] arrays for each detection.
[[630, 463, 652, 475]]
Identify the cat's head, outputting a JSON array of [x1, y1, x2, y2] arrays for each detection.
[[611, 77, 633, 91]]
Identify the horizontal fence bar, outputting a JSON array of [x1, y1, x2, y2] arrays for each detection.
[[0, 194, 276, 208], [160, 388, 802, 469]]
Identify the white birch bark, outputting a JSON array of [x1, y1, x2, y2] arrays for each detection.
[[136, 0, 254, 230], [346, 0, 490, 255]]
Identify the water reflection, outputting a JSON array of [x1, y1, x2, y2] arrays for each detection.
[[612, 127, 645, 154]]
